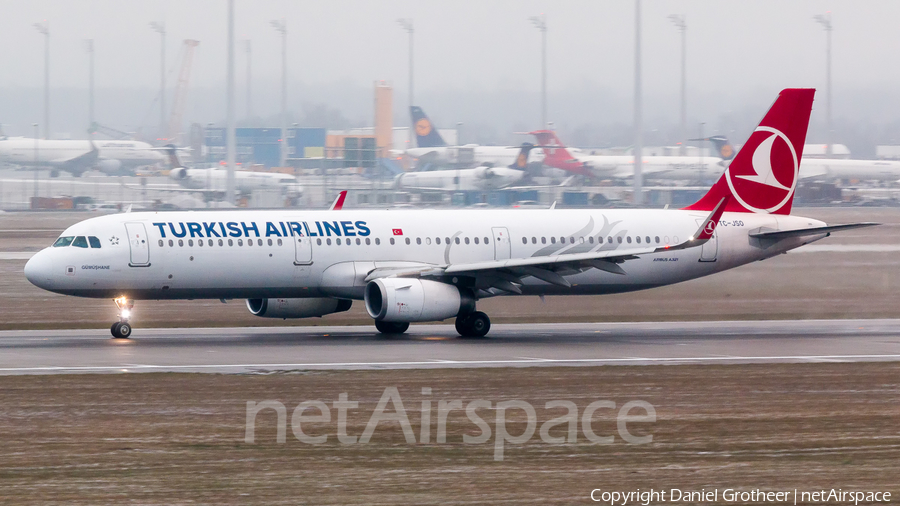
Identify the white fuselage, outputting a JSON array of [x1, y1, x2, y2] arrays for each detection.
[[24, 208, 826, 301], [171, 167, 303, 195], [404, 145, 545, 168], [0, 137, 162, 172], [799, 158, 900, 182], [395, 166, 524, 191], [572, 153, 725, 180]]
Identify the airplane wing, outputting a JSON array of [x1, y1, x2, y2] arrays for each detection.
[[51, 143, 100, 175], [362, 197, 728, 294], [749, 222, 879, 240]]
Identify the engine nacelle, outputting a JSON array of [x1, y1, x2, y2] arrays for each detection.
[[169, 167, 188, 180], [365, 278, 474, 322], [246, 298, 352, 319], [96, 159, 123, 174]]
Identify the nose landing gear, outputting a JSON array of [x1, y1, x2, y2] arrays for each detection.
[[111, 297, 134, 339]]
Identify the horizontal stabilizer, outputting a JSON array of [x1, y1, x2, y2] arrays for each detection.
[[749, 222, 879, 240]]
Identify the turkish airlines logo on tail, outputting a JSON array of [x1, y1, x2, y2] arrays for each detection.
[[725, 126, 798, 213]]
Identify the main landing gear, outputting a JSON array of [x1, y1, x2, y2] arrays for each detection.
[[455, 311, 491, 338], [111, 296, 133, 339]]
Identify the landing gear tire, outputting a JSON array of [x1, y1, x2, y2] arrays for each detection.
[[456, 311, 491, 338], [375, 320, 410, 334], [111, 322, 132, 339]]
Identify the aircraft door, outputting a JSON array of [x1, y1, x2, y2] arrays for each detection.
[[492, 227, 512, 261], [294, 222, 313, 265], [125, 222, 151, 267], [696, 218, 718, 262]]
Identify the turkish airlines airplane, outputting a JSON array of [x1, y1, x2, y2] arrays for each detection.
[[531, 130, 725, 181], [24, 89, 875, 339], [400, 106, 545, 169], [0, 136, 163, 176]]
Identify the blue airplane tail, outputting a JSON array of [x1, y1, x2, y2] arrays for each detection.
[[410, 106, 447, 148]]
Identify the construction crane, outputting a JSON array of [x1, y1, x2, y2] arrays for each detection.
[[166, 39, 200, 144]]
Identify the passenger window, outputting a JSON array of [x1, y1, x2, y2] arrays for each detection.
[[522, 238, 527, 244], [158, 240, 164, 247], [646, 236, 651, 244], [237, 239, 243, 246], [89, 236, 102, 248], [365, 238, 371, 245], [405, 238, 411, 245], [636, 236, 641, 244], [570, 237, 575, 244], [179, 239, 185, 247], [655, 236, 660, 244], [416, 238, 422, 245], [375, 238, 380, 245], [484, 237, 489, 244], [551, 237, 556, 244], [532, 237, 537, 244], [169, 239, 174, 247], [589, 237, 594, 244], [316, 238, 321, 246], [464, 237, 470, 244], [336, 238, 342, 246], [617, 237, 622, 244], [356, 238, 361, 245], [608, 236, 613, 244], [268, 239, 273, 246], [228, 239, 233, 246], [198, 240, 203, 247], [426, 237, 431, 245], [72, 236, 88, 248], [326, 238, 332, 246], [474, 237, 479, 245], [436, 237, 441, 245], [390, 238, 395, 245], [455, 237, 460, 244], [220, 239, 225, 246], [445, 237, 451, 244], [53, 236, 74, 247], [189, 239, 194, 247], [627, 237, 632, 244], [257, 239, 262, 246], [541, 237, 546, 244]]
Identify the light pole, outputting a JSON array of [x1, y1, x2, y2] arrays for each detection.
[[33, 123, 39, 200], [530, 14, 547, 129], [149, 21, 166, 140], [668, 14, 686, 156], [225, 0, 236, 203], [271, 19, 287, 168], [85, 39, 94, 128], [33, 21, 49, 139], [633, 0, 643, 205], [397, 18, 414, 145], [243, 39, 252, 121], [814, 13, 833, 156]]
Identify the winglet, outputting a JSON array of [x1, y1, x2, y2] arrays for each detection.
[[658, 195, 729, 252], [330, 190, 347, 210]]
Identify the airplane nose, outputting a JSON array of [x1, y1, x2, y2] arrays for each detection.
[[24, 250, 52, 289]]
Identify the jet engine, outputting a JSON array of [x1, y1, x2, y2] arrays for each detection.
[[169, 167, 188, 180], [365, 278, 474, 322], [96, 159, 122, 174], [246, 298, 352, 319]]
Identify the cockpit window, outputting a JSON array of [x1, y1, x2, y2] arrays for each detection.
[[72, 236, 88, 248], [88, 236, 101, 249], [53, 236, 74, 247]]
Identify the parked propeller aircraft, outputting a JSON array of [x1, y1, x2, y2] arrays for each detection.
[[24, 89, 875, 339]]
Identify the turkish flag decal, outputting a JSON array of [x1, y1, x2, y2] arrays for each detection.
[[392, 229, 403, 236]]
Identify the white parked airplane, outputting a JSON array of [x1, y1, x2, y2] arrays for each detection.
[[531, 130, 725, 181], [0, 136, 163, 176], [399, 106, 545, 169], [394, 143, 534, 191], [160, 145, 303, 199], [25, 89, 875, 339]]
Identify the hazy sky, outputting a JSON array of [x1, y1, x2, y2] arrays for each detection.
[[2, 1, 899, 151]]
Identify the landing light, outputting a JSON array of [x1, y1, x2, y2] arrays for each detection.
[[120, 309, 131, 319]]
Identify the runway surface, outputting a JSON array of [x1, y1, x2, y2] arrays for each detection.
[[0, 319, 898, 374]]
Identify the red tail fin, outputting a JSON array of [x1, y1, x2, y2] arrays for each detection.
[[685, 88, 815, 215], [529, 130, 592, 177]]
